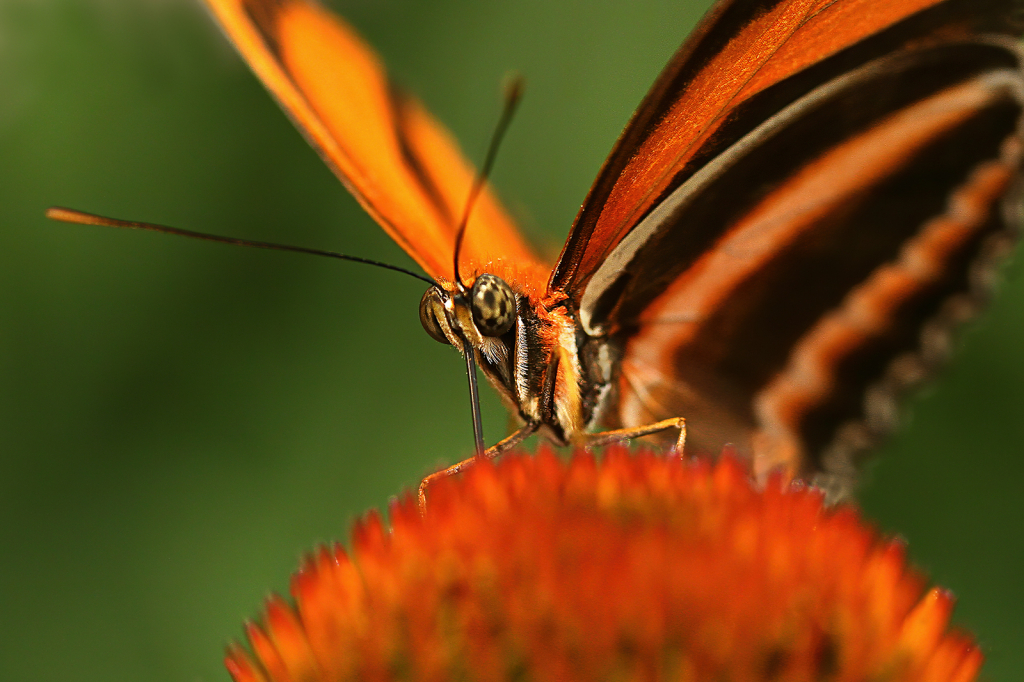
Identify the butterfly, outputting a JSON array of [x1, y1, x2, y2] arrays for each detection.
[[51, 0, 1024, 503]]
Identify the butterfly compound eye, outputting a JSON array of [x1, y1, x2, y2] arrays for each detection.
[[470, 274, 515, 337], [419, 288, 450, 345]]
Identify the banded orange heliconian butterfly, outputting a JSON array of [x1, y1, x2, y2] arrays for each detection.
[[49, 0, 1024, 502]]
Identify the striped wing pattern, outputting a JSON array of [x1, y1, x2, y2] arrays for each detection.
[[572, 2, 1024, 496]]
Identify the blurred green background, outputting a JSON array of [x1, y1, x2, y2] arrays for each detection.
[[0, 1, 1021, 680]]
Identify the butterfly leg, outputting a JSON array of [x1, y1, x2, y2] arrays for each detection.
[[584, 417, 687, 457], [418, 422, 539, 513]]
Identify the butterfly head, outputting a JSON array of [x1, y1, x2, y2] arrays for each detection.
[[419, 273, 517, 350]]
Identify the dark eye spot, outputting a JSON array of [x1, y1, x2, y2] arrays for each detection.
[[471, 274, 515, 337], [418, 287, 450, 345]]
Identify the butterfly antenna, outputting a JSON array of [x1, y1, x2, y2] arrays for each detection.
[[45, 207, 435, 286], [452, 75, 524, 289]]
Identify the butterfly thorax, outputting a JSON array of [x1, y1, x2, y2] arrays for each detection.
[[420, 275, 620, 444]]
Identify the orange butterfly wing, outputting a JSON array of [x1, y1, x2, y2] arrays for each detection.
[[550, 0, 1020, 295], [204, 0, 547, 289], [547, 0, 1023, 495]]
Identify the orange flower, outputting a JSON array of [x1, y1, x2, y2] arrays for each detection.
[[226, 447, 980, 682]]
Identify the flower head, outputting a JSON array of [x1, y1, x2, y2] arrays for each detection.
[[226, 447, 980, 682]]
